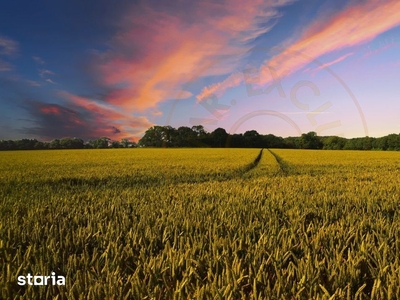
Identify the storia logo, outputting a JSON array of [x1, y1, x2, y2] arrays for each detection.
[[17, 272, 66, 286]]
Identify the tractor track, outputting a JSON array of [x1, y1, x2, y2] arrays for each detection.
[[240, 148, 263, 174], [15, 149, 266, 190], [267, 149, 293, 176]]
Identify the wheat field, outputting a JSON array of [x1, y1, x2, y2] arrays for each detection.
[[1, 149, 400, 299]]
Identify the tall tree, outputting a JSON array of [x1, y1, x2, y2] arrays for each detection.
[[211, 128, 228, 147], [301, 132, 323, 149], [138, 126, 176, 147], [175, 126, 196, 147], [243, 130, 262, 148]]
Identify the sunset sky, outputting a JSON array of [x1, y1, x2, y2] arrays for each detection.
[[1, 0, 399, 141]]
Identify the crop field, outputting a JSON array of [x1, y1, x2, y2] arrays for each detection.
[[1, 148, 400, 299]]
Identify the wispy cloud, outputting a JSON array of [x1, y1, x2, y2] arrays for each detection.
[[39, 69, 55, 78], [280, 111, 332, 115], [45, 78, 57, 85], [198, 0, 400, 100], [307, 52, 354, 75], [38, 69, 57, 84], [93, 0, 295, 111], [32, 56, 45, 65], [0, 59, 12, 72], [0, 36, 18, 56], [0, 36, 18, 72], [363, 42, 396, 59], [26, 80, 41, 87]]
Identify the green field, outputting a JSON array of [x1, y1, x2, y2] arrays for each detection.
[[1, 149, 400, 299]]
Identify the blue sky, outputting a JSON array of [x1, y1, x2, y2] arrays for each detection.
[[1, 0, 399, 141]]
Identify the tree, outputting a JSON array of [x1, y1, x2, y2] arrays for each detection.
[[387, 134, 400, 150], [0, 140, 15, 150], [322, 136, 346, 150], [162, 126, 176, 147], [95, 137, 111, 148], [119, 139, 136, 148], [364, 136, 372, 150], [263, 134, 285, 148], [301, 132, 323, 149], [111, 141, 121, 148], [175, 126, 196, 147], [138, 126, 175, 147], [60, 138, 72, 149], [243, 130, 262, 148], [191, 125, 210, 147], [373, 136, 388, 150], [191, 125, 207, 137], [72, 138, 84, 149], [59, 137, 84, 149], [85, 140, 94, 149], [228, 134, 244, 148], [211, 128, 228, 147], [138, 126, 163, 147], [34, 141, 45, 150], [121, 139, 130, 148], [283, 136, 301, 149], [50, 139, 61, 149]]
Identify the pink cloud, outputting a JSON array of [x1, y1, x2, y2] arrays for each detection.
[[25, 101, 144, 141], [40, 105, 61, 115], [363, 42, 396, 58], [94, 0, 295, 111], [196, 72, 244, 101], [198, 0, 400, 99], [307, 52, 355, 75], [58, 91, 153, 141], [264, 0, 400, 79]]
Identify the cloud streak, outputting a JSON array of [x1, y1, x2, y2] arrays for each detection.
[[0, 36, 18, 56], [39, 69, 55, 78], [0, 59, 12, 72], [198, 0, 400, 100], [307, 52, 354, 75], [0, 36, 18, 73], [32, 56, 45, 65]]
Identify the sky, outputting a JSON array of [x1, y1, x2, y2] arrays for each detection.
[[0, 0, 400, 141]]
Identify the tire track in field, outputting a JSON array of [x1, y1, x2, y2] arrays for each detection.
[[21, 149, 265, 190], [267, 149, 293, 176], [240, 148, 263, 174]]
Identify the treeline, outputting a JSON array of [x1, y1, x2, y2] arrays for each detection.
[[137, 125, 400, 150], [0, 137, 136, 150], [1, 125, 400, 151]]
